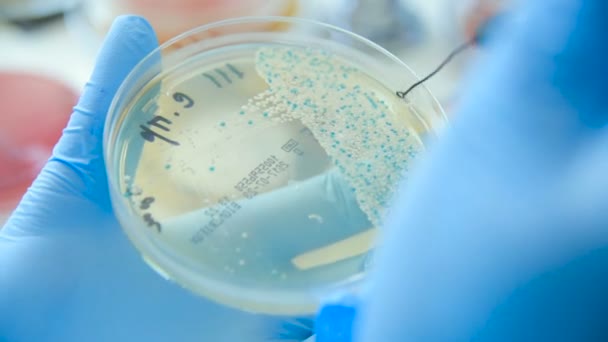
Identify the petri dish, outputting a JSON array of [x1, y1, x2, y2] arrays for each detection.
[[104, 16, 446, 315]]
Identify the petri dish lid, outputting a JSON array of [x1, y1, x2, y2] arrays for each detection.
[[104, 16, 447, 315]]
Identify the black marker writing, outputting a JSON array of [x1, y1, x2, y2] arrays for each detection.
[[140, 196, 155, 210], [173, 92, 194, 108], [140, 115, 179, 145], [226, 63, 244, 79], [202, 64, 245, 88], [143, 213, 161, 232]]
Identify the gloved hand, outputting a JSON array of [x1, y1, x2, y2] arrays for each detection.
[[0, 16, 314, 342], [315, 0, 608, 342], [347, 0, 608, 341]]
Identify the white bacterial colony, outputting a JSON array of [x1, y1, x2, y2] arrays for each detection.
[[240, 46, 423, 227]]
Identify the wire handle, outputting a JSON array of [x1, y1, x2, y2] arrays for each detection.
[[396, 11, 506, 100], [396, 41, 473, 100]]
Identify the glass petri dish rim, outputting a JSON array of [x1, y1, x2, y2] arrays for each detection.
[[104, 15, 447, 315]]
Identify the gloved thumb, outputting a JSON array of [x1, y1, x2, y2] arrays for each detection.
[[50, 15, 158, 205], [449, 0, 607, 169], [508, 0, 607, 119], [494, 0, 606, 103]]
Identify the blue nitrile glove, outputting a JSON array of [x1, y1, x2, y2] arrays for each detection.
[[0, 16, 315, 342], [316, 0, 608, 340], [347, 0, 608, 341]]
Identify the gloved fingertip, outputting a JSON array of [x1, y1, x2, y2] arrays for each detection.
[[316, 294, 361, 342], [112, 14, 155, 34], [109, 15, 158, 48], [99, 15, 159, 68], [75, 13, 159, 119]]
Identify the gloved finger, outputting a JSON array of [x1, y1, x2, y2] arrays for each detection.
[[480, 0, 607, 112], [314, 293, 361, 342], [354, 1, 608, 341], [158, 168, 372, 284], [454, 0, 608, 155], [51, 15, 158, 200]]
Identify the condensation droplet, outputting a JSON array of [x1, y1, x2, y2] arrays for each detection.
[[308, 213, 324, 224]]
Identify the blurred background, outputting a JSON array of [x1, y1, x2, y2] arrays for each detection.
[[0, 0, 509, 224]]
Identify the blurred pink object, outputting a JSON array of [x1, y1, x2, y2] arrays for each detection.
[[0, 71, 78, 218], [448, 0, 509, 43], [89, 0, 298, 43]]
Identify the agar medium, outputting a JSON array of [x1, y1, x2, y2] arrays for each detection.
[[104, 17, 446, 315]]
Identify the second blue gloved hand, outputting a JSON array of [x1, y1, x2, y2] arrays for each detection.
[[0, 16, 313, 342], [354, 0, 608, 341]]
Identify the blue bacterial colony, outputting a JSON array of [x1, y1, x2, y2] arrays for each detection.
[[240, 46, 424, 227]]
